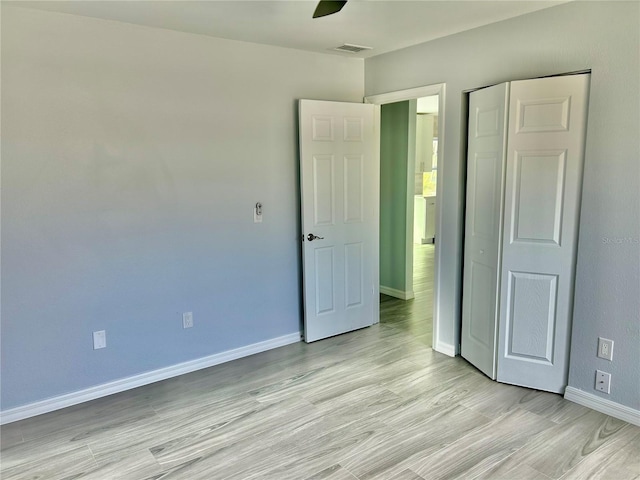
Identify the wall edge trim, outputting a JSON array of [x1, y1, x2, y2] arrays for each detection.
[[380, 285, 415, 300], [564, 386, 640, 426], [434, 340, 456, 357], [0, 332, 302, 425]]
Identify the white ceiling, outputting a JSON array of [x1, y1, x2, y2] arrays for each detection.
[[12, 0, 567, 59]]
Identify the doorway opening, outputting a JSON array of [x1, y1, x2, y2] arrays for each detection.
[[365, 84, 445, 351]]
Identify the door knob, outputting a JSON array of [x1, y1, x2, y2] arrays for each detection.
[[307, 233, 325, 241]]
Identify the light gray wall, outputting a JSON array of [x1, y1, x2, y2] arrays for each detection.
[[1, 5, 364, 409], [365, 1, 639, 409]]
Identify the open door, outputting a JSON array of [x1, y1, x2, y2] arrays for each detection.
[[299, 100, 377, 342]]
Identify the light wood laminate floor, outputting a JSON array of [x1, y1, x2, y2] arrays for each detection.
[[380, 244, 434, 347], [2, 250, 639, 478]]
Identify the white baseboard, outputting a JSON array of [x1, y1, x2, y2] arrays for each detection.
[[380, 285, 415, 300], [434, 340, 457, 357], [564, 386, 640, 426], [0, 332, 302, 425]]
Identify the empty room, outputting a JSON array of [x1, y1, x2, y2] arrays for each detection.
[[1, 1, 638, 478]]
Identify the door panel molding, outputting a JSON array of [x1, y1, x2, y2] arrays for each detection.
[[504, 271, 558, 364]]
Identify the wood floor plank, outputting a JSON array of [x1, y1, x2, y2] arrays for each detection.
[[388, 469, 425, 480], [0, 422, 23, 450], [408, 408, 554, 479], [250, 357, 423, 405], [458, 378, 551, 419], [339, 404, 492, 479], [79, 448, 163, 479], [0, 444, 96, 480], [380, 356, 479, 400], [148, 396, 314, 467], [472, 454, 553, 480], [305, 464, 359, 480], [517, 389, 594, 425], [375, 383, 479, 432], [310, 384, 403, 422], [557, 429, 640, 480], [144, 413, 377, 479], [270, 415, 393, 464], [232, 418, 394, 480], [0, 427, 91, 472], [373, 339, 446, 368], [501, 410, 633, 479], [16, 390, 158, 442], [89, 391, 261, 466], [1, 397, 159, 475], [142, 416, 298, 479]]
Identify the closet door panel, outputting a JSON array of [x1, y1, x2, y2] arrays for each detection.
[[511, 150, 566, 245], [497, 74, 590, 393], [461, 83, 509, 379]]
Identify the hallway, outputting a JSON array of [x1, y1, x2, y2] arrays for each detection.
[[380, 244, 434, 346]]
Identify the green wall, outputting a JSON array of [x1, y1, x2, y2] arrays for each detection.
[[380, 100, 415, 294]]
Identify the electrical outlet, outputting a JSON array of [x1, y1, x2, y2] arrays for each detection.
[[595, 370, 611, 394], [93, 330, 106, 350], [183, 312, 194, 329], [597, 337, 614, 361]]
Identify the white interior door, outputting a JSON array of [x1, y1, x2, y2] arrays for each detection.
[[299, 100, 377, 342], [497, 74, 590, 392], [461, 83, 509, 379]]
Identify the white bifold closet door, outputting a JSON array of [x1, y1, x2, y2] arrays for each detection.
[[461, 74, 590, 393], [460, 82, 509, 380]]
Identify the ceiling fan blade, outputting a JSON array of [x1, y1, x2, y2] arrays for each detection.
[[312, 0, 348, 18]]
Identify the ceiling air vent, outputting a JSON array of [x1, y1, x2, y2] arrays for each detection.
[[334, 44, 372, 54]]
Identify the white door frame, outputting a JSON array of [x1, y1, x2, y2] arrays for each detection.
[[365, 83, 448, 355]]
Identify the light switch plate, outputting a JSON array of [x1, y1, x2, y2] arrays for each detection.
[[93, 330, 106, 350], [183, 312, 193, 329], [254, 202, 263, 223]]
